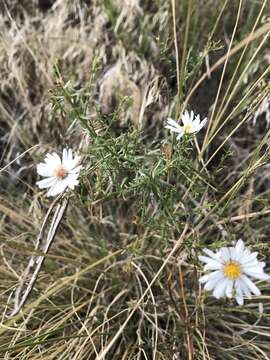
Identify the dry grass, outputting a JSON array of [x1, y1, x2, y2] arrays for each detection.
[[1, 0, 270, 359]]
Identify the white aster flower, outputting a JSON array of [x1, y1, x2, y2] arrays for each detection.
[[36, 148, 82, 197], [165, 110, 207, 140], [199, 239, 269, 305]]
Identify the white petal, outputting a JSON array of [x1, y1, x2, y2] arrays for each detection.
[[241, 252, 258, 265], [199, 270, 220, 284], [37, 163, 54, 177], [204, 271, 224, 291], [225, 280, 234, 298], [67, 180, 79, 190], [47, 180, 67, 197], [167, 118, 180, 128], [235, 280, 250, 304], [68, 148, 73, 161], [72, 155, 81, 167], [233, 239, 245, 261], [235, 239, 245, 251], [66, 174, 80, 189], [176, 132, 184, 140], [244, 262, 265, 271], [69, 165, 83, 174], [64, 151, 81, 171], [243, 248, 251, 256], [202, 248, 220, 261], [241, 275, 261, 296], [236, 292, 244, 305], [37, 177, 57, 189], [192, 115, 201, 129], [199, 255, 222, 270], [199, 274, 211, 284], [45, 153, 61, 167], [244, 270, 270, 280], [241, 259, 260, 268], [220, 247, 231, 262], [62, 148, 69, 166], [243, 261, 261, 269], [181, 111, 190, 125], [199, 255, 216, 263], [197, 117, 207, 131], [204, 261, 222, 271], [165, 125, 183, 134], [66, 172, 80, 181], [213, 278, 229, 299], [236, 278, 251, 298]]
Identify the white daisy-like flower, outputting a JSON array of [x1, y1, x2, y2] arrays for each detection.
[[199, 239, 269, 305], [36, 148, 82, 197], [165, 110, 207, 140]]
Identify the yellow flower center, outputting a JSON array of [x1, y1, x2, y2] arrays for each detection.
[[183, 123, 193, 134], [223, 261, 242, 280], [54, 166, 67, 179]]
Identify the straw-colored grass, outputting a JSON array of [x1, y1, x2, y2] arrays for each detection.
[[1, 1, 270, 359]]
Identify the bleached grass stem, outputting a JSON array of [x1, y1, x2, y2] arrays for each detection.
[[202, 0, 243, 153]]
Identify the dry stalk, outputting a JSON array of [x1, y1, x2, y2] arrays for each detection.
[[9, 196, 69, 317]]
